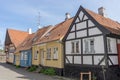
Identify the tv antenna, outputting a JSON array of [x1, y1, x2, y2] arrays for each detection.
[[37, 12, 41, 29]]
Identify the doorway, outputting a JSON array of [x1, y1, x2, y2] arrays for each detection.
[[40, 49, 44, 65]]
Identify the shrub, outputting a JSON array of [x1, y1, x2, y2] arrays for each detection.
[[16, 65, 20, 68], [28, 65, 37, 72], [92, 73, 97, 80], [39, 68, 45, 73], [43, 68, 56, 75]]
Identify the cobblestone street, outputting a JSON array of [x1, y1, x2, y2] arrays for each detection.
[[0, 63, 74, 80]]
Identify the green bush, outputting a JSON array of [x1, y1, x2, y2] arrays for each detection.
[[43, 68, 56, 75], [16, 65, 20, 68], [28, 66, 37, 72], [92, 74, 97, 80], [39, 68, 45, 73]]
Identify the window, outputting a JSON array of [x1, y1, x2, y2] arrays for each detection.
[[90, 39, 95, 53], [76, 42, 79, 53], [24, 52, 28, 60], [84, 39, 89, 54], [84, 38, 95, 54], [71, 42, 75, 53], [107, 39, 112, 52], [47, 48, 51, 59], [34, 50, 38, 60], [71, 41, 79, 53], [53, 47, 58, 59], [21, 53, 24, 60]]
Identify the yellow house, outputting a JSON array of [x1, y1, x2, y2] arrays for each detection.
[[32, 18, 73, 75], [32, 26, 52, 65], [14, 52, 20, 66]]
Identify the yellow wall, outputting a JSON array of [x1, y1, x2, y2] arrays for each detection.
[[32, 45, 40, 65], [44, 41, 64, 68], [32, 41, 64, 69], [15, 52, 20, 66]]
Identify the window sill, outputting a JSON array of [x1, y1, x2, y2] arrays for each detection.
[[71, 52, 80, 54], [46, 59, 51, 60], [53, 59, 58, 60]]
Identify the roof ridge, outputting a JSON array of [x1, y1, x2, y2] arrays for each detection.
[[8, 28, 28, 33], [83, 6, 120, 35], [85, 8, 120, 26]]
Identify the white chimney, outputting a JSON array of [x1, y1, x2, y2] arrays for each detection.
[[65, 13, 70, 20], [28, 28, 32, 34], [98, 7, 106, 17]]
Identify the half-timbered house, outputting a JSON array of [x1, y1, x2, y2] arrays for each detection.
[[5, 29, 28, 64], [64, 6, 120, 80]]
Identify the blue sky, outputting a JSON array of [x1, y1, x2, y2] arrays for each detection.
[[0, 0, 120, 46]]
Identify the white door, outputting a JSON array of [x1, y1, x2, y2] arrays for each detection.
[[40, 49, 44, 65]]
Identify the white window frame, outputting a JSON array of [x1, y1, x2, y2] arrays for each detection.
[[107, 38, 112, 53], [34, 50, 38, 60], [84, 38, 95, 54], [71, 41, 80, 53], [21, 52, 24, 60], [47, 48, 51, 59], [53, 47, 58, 59], [24, 52, 28, 60]]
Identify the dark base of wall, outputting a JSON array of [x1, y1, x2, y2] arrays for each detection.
[[43, 66, 63, 76], [64, 64, 120, 80], [6, 61, 13, 64]]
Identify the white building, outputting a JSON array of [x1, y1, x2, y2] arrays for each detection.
[[64, 6, 120, 80]]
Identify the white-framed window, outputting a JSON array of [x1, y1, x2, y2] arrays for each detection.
[[53, 47, 58, 59], [71, 41, 79, 53], [21, 53, 24, 60], [47, 48, 51, 59], [24, 52, 28, 60], [107, 38, 112, 52], [34, 50, 38, 60], [76, 41, 79, 53], [84, 38, 95, 54], [84, 39, 89, 54], [71, 42, 75, 53]]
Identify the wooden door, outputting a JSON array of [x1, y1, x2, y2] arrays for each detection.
[[40, 49, 44, 65]]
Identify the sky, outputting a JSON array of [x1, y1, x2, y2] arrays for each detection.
[[0, 0, 120, 47]]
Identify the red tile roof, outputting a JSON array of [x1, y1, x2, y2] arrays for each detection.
[[35, 18, 73, 44], [32, 26, 52, 45], [15, 33, 35, 52], [85, 8, 120, 35], [15, 26, 52, 52], [7, 29, 28, 47]]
